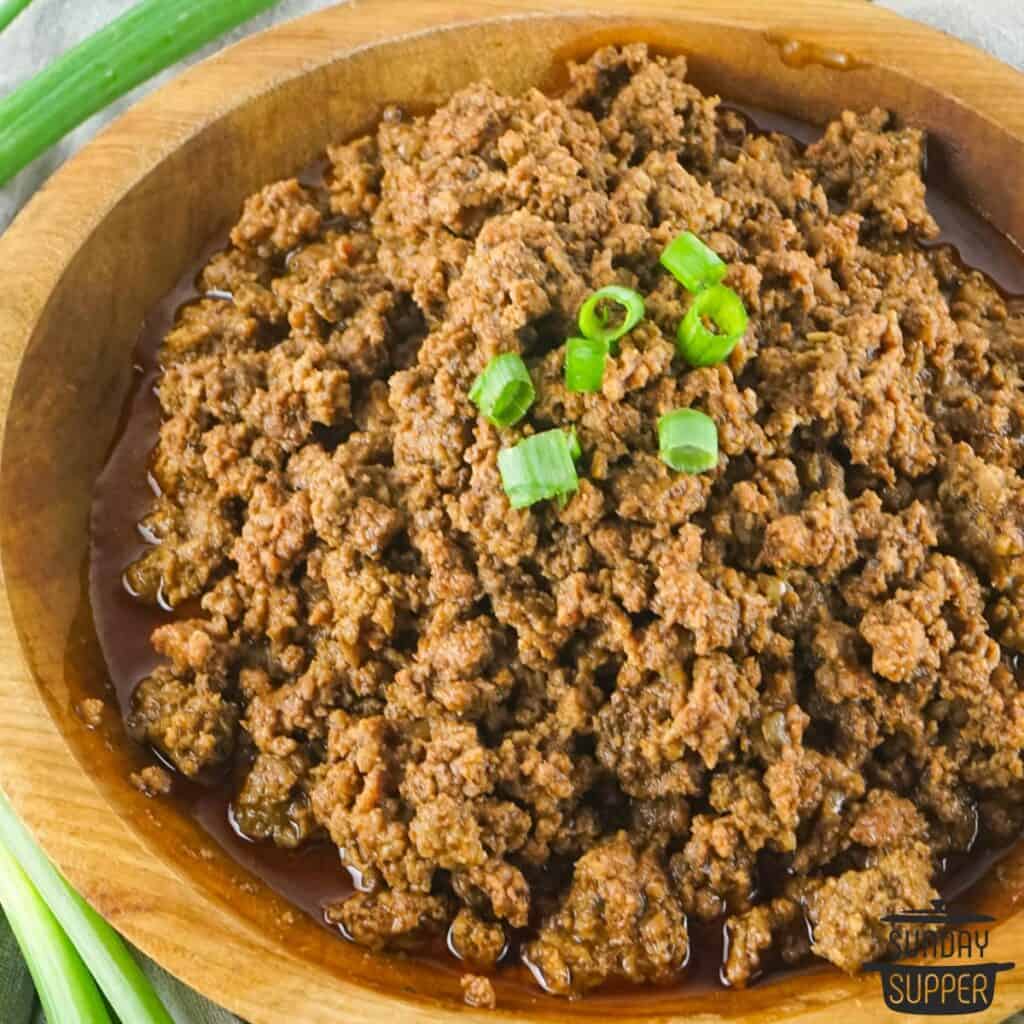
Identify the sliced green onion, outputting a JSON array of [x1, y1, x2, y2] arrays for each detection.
[[0, 841, 112, 1024], [0, 792, 174, 1024], [578, 286, 645, 349], [567, 427, 582, 461], [565, 337, 608, 393], [658, 409, 719, 474], [498, 429, 579, 509], [0, 0, 281, 186], [469, 353, 535, 427], [676, 285, 748, 367], [660, 231, 727, 293]]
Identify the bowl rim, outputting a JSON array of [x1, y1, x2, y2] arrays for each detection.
[[3, 1, 1024, 1022]]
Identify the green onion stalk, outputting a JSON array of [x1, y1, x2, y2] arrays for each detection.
[[0, 0, 281, 185], [0, 791, 174, 1023], [0, 842, 112, 1024]]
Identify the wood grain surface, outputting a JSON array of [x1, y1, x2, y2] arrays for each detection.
[[2, 2, 1024, 1021]]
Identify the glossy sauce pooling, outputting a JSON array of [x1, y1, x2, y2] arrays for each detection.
[[765, 32, 867, 72], [88, 100, 1024, 996]]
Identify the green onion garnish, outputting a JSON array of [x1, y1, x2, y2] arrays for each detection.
[[0, 0, 281, 186], [578, 286, 645, 349], [658, 409, 719, 474], [660, 231, 727, 293], [0, 793, 174, 1024], [469, 353, 535, 427], [566, 427, 582, 461], [676, 285, 748, 367], [565, 337, 608, 393], [498, 429, 580, 509], [0, 841, 112, 1024]]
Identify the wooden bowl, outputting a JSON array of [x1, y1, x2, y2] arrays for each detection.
[[3, 1, 1024, 1021]]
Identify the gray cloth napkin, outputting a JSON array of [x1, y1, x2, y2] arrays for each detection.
[[1, 2, 1022, 1021]]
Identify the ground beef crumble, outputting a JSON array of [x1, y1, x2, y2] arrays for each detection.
[[76, 697, 105, 729], [129, 764, 174, 798], [461, 973, 497, 1009], [112, 44, 1024, 997]]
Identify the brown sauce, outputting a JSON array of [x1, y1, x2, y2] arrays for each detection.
[[87, 97, 1024, 998], [765, 32, 866, 72]]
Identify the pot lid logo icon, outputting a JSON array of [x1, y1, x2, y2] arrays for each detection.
[[865, 900, 1014, 1015]]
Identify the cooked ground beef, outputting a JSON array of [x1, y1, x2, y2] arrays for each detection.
[[113, 43, 1024, 997], [76, 697, 105, 729], [461, 973, 497, 1010], [129, 764, 174, 798]]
